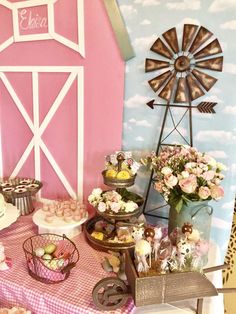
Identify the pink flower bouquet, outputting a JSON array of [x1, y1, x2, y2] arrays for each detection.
[[142, 146, 226, 212]]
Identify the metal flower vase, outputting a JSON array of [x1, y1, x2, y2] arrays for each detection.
[[168, 200, 213, 267], [168, 200, 213, 241]]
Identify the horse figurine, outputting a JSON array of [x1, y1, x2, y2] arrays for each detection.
[[132, 226, 152, 273]]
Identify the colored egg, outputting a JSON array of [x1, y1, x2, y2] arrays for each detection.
[[34, 247, 45, 257], [42, 254, 52, 260], [44, 243, 57, 254]]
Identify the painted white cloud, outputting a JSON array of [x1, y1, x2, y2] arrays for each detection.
[[134, 0, 160, 6], [231, 163, 236, 176], [176, 18, 200, 30], [133, 34, 157, 51], [201, 95, 223, 103], [195, 130, 235, 143], [211, 87, 222, 94], [166, 0, 201, 10], [129, 118, 152, 127], [230, 185, 236, 192], [220, 20, 236, 30], [123, 122, 132, 131], [125, 65, 130, 73], [212, 216, 232, 229], [222, 201, 235, 210], [207, 150, 228, 159], [124, 94, 151, 108], [140, 19, 151, 25], [135, 136, 145, 142], [119, 5, 137, 18], [223, 106, 236, 115], [209, 0, 236, 12], [224, 63, 236, 75]]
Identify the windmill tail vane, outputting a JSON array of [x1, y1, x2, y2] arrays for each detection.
[[146, 100, 218, 114]]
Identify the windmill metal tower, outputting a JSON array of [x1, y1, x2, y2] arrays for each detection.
[[142, 24, 223, 218]]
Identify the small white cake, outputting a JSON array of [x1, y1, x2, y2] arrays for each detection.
[[0, 193, 7, 218]]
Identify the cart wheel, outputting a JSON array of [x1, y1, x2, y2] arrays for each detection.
[[92, 277, 129, 310]]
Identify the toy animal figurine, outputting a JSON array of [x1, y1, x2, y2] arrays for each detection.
[[153, 226, 163, 261], [0, 242, 12, 271], [176, 238, 193, 267], [132, 226, 152, 273], [158, 237, 173, 273]]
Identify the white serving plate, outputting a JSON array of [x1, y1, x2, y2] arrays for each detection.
[[32, 208, 88, 238], [0, 203, 20, 231]]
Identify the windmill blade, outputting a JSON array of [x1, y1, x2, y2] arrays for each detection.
[[197, 102, 217, 113], [150, 38, 173, 59], [148, 70, 172, 92], [194, 39, 222, 59], [195, 56, 223, 72], [174, 77, 188, 103], [192, 69, 217, 91], [145, 58, 170, 72], [158, 75, 176, 101], [189, 26, 213, 54], [162, 27, 179, 54], [182, 24, 199, 52], [186, 74, 205, 100]]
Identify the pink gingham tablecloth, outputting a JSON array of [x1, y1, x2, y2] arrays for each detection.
[[0, 215, 135, 314]]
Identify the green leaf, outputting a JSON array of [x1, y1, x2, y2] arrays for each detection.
[[175, 198, 183, 213]]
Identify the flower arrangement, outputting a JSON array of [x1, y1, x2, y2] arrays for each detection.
[[142, 146, 226, 212], [88, 188, 140, 214]]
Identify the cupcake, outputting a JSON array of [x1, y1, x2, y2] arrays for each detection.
[[63, 215, 73, 223], [45, 213, 55, 223]]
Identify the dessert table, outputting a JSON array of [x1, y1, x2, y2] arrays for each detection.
[[0, 213, 224, 314], [0, 214, 134, 314]]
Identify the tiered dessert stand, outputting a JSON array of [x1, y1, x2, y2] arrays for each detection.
[[85, 153, 143, 251]]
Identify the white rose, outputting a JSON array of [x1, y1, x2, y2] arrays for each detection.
[[88, 195, 95, 203], [164, 174, 178, 189], [216, 162, 227, 171], [124, 201, 138, 213], [161, 167, 172, 176], [92, 188, 103, 197], [181, 171, 189, 178]]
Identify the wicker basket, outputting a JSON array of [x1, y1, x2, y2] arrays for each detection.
[[23, 234, 79, 284]]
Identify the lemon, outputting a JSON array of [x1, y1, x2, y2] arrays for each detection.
[[106, 169, 118, 178], [116, 170, 131, 180]]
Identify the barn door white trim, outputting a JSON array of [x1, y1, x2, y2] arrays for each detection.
[[0, 66, 84, 199]]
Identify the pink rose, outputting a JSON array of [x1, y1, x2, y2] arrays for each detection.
[[164, 174, 178, 189], [179, 174, 197, 194], [198, 186, 211, 200], [154, 181, 164, 193], [110, 202, 121, 213], [98, 202, 106, 212], [210, 185, 224, 200], [202, 170, 215, 181]]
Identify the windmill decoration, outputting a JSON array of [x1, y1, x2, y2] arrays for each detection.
[[143, 24, 223, 218]]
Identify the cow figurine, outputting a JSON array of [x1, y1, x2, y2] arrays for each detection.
[[176, 238, 193, 268]]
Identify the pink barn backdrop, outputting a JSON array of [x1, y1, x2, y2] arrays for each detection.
[[0, 0, 124, 201]]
